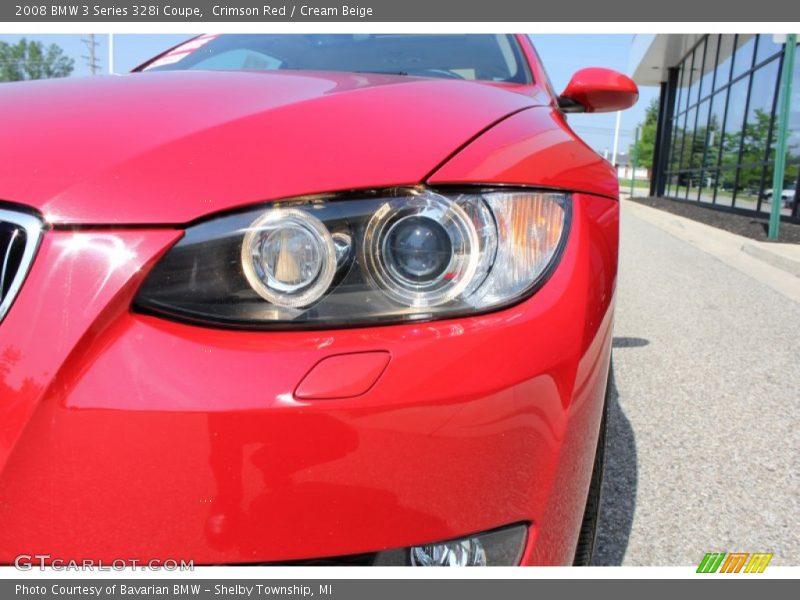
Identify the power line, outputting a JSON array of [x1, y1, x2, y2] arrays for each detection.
[[572, 125, 636, 134], [0, 59, 59, 65]]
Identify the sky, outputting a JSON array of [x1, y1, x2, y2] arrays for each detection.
[[0, 33, 658, 156]]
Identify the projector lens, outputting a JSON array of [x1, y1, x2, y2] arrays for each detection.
[[384, 216, 453, 282]]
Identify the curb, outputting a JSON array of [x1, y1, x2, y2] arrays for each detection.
[[623, 200, 800, 303], [741, 242, 800, 278]]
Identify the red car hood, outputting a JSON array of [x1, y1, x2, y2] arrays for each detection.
[[0, 71, 542, 225]]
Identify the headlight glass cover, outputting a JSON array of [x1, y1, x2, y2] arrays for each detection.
[[135, 188, 570, 328], [372, 523, 528, 566]]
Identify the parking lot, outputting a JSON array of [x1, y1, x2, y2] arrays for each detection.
[[593, 201, 800, 566]]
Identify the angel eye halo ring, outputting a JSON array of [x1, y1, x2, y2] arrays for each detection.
[[241, 208, 337, 308], [361, 191, 494, 308]]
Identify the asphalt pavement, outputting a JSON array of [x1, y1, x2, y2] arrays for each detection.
[[592, 201, 800, 566]]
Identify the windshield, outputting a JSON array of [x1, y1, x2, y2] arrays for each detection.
[[141, 34, 531, 84]]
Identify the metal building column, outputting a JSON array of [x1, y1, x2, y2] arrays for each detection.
[[652, 67, 679, 197]]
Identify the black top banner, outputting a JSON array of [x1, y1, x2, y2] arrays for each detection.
[[3, 0, 799, 22]]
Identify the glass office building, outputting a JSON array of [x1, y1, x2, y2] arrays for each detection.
[[631, 34, 800, 220]]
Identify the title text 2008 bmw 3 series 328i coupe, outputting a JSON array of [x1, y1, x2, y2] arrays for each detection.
[[0, 34, 637, 566]]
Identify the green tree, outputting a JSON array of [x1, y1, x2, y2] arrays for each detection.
[[703, 112, 724, 169], [737, 109, 773, 192], [628, 97, 659, 172], [0, 38, 74, 82]]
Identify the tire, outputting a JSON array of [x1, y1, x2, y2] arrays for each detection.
[[572, 362, 610, 566]]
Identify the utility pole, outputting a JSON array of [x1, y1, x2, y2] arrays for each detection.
[[81, 34, 100, 75], [768, 33, 797, 240], [108, 33, 114, 74], [630, 126, 640, 199], [611, 110, 622, 166]]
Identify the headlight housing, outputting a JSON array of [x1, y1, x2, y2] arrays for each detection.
[[373, 523, 527, 566], [135, 188, 570, 328]]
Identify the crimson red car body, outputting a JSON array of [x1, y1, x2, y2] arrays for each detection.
[[0, 35, 631, 565]]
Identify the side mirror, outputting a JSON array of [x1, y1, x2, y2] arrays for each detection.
[[558, 68, 639, 113]]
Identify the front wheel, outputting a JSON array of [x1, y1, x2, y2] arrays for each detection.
[[572, 361, 610, 566]]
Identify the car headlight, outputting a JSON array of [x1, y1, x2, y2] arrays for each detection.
[[134, 188, 570, 328]]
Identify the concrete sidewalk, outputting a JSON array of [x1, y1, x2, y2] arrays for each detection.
[[593, 201, 800, 566], [624, 200, 800, 303]]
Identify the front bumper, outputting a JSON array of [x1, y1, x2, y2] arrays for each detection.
[[0, 193, 617, 566]]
